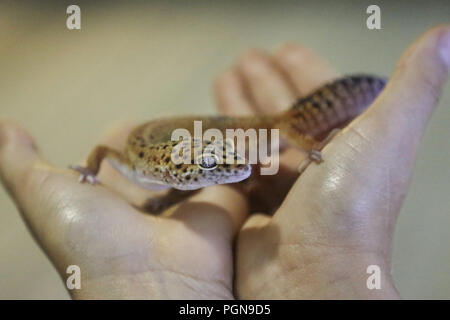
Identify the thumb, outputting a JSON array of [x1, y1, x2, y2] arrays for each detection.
[[345, 25, 450, 210], [276, 25, 450, 256], [332, 25, 450, 217], [0, 121, 47, 204], [364, 25, 450, 135]]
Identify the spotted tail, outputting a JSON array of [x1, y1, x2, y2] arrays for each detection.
[[275, 74, 387, 149]]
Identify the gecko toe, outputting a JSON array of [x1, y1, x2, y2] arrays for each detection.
[[69, 165, 98, 185], [298, 150, 324, 174], [308, 150, 323, 163], [86, 174, 99, 185], [77, 174, 86, 183]]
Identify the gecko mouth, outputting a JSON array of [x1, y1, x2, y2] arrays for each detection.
[[223, 166, 252, 183], [171, 164, 252, 190]]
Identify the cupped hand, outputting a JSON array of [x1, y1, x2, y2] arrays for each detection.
[[0, 122, 249, 299], [214, 25, 450, 299]]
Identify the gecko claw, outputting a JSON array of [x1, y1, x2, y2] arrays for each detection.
[[297, 128, 341, 173], [308, 150, 323, 163], [69, 165, 99, 185], [297, 150, 324, 174]]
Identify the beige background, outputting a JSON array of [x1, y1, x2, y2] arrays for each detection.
[[0, 1, 449, 299]]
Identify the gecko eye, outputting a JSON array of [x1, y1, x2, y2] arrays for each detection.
[[197, 153, 219, 170]]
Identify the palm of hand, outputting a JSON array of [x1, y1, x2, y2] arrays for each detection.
[[18, 158, 247, 299]]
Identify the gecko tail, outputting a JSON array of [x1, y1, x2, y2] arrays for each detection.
[[275, 74, 386, 148]]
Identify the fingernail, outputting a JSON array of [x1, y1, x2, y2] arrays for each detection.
[[439, 28, 450, 68]]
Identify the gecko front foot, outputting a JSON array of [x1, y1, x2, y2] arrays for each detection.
[[69, 165, 99, 185], [308, 149, 323, 163], [297, 150, 323, 174], [297, 129, 341, 174]]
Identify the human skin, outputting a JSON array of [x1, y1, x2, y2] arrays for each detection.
[[0, 25, 449, 299]]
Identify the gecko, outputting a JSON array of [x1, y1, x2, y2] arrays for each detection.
[[70, 74, 386, 213]]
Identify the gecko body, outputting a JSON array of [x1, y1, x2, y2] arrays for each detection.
[[71, 75, 386, 211]]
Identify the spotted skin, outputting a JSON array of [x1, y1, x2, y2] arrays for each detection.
[[122, 135, 251, 190], [71, 75, 386, 211]]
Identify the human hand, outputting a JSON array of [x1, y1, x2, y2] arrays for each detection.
[[1, 25, 448, 300], [0, 122, 249, 299], [215, 26, 450, 299]]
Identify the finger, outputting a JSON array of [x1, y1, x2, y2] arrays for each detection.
[[274, 44, 339, 95], [362, 25, 450, 134], [237, 49, 297, 113], [0, 120, 137, 230], [235, 213, 275, 299], [215, 69, 255, 116], [278, 25, 450, 249], [0, 121, 50, 206], [345, 25, 450, 210], [241, 213, 271, 230], [339, 24, 450, 186]]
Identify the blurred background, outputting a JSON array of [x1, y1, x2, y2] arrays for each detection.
[[0, 0, 449, 299]]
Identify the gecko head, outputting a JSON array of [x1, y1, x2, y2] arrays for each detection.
[[167, 138, 252, 190], [132, 138, 252, 190]]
